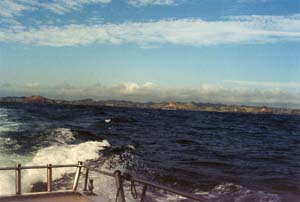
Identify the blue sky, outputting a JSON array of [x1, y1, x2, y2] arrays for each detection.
[[0, 0, 299, 107]]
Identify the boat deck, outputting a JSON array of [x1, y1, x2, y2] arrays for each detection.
[[0, 192, 108, 202], [0, 163, 209, 202]]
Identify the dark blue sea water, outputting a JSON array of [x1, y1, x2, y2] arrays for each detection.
[[0, 103, 299, 202]]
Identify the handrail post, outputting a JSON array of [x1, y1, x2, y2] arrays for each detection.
[[83, 168, 89, 191], [47, 164, 52, 192], [114, 170, 125, 202], [72, 161, 83, 191], [15, 164, 21, 195], [140, 184, 148, 202]]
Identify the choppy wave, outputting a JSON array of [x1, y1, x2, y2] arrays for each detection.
[[207, 183, 281, 202], [0, 108, 24, 163], [0, 104, 299, 201], [135, 183, 281, 202], [0, 108, 22, 133], [89, 181, 282, 202], [0, 138, 110, 195], [50, 128, 76, 144]]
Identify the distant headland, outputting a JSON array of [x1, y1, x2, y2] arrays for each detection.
[[0, 95, 299, 115]]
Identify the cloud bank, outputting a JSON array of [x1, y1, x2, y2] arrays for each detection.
[[1, 14, 299, 47], [1, 82, 299, 108], [224, 80, 300, 88]]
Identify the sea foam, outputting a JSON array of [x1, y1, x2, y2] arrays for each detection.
[[50, 128, 76, 144], [0, 140, 110, 195]]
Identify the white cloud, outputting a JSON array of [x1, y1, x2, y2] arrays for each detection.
[[128, 0, 176, 7], [1, 14, 299, 47], [0, 0, 34, 18], [121, 82, 140, 93], [25, 82, 41, 88], [37, 0, 111, 15], [113, 82, 157, 94], [0, 0, 111, 18], [143, 82, 155, 88]]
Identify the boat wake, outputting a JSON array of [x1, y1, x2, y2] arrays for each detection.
[[0, 113, 111, 195]]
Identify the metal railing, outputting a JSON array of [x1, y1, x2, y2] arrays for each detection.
[[0, 162, 211, 202], [0, 162, 81, 195], [121, 174, 210, 202]]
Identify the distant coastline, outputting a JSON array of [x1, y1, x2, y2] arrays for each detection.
[[0, 95, 299, 115]]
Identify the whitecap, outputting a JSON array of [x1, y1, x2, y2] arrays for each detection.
[[105, 119, 111, 123], [50, 128, 76, 144], [0, 140, 110, 195], [208, 183, 281, 202]]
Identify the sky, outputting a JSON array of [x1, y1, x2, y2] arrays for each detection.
[[0, 0, 299, 108]]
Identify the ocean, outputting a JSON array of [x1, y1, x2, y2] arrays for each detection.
[[0, 103, 299, 202]]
